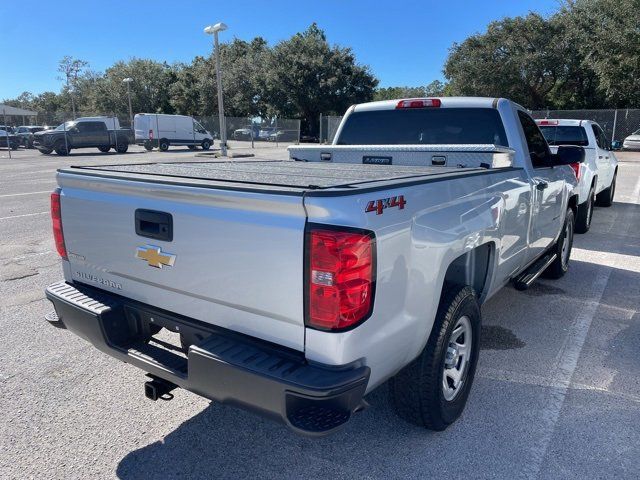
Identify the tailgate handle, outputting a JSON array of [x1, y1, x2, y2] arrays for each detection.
[[135, 209, 173, 242]]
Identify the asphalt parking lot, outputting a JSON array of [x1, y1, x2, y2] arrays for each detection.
[[1, 147, 639, 479]]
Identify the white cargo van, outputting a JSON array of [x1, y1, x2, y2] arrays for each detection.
[[134, 114, 214, 151]]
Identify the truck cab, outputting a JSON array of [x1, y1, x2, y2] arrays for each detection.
[[536, 119, 618, 232]]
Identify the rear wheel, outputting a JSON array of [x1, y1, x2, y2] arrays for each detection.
[[544, 207, 575, 279], [201, 139, 211, 150], [187, 145, 196, 150], [389, 284, 481, 430], [115, 140, 129, 154], [144, 141, 154, 151], [54, 142, 70, 156], [595, 172, 616, 207], [575, 188, 594, 234], [159, 139, 170, 151], [98, 146, 111, 153], [39, 148, 52, 155]]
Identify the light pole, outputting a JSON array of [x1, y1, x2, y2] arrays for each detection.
[[204, 22, 228, 156], [122, 77, 134, 129]]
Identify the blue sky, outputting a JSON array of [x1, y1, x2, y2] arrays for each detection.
[[0, 0, 560, 99]]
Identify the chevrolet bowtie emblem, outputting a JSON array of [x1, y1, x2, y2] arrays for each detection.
[[136, 245, 176, 268]]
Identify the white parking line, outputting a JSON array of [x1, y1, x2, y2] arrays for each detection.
[[524, 175, 640, 479], [0, 211, 48, 221], [0, 190, 51, 198]]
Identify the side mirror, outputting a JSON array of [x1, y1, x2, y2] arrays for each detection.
[[553, 145, 585, 166]]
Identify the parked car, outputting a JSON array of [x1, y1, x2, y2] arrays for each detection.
[[33, 117, 133, 155], [536, 119, 618, 233], [0, 129, 20, 149], [258, 127, 276, 140], [134, 114, 213, 151], [622, 128, 640, 150], [0, 125, 15, 134], [267, 129, 298, 142], [15, 125, 45, 148], [45, 97, 579, 436], [233, 125, 260, 140]]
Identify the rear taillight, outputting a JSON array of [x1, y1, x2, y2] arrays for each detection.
[[149, 129, 154, 140], [396, 98, 441, 109], [306, 226, 375, 331], [570, 162, 582, 181], [50, 189, 67, 259]]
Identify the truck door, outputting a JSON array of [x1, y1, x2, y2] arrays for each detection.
[[70, 122, 95, 147], [591, 123, 614, 191], [92, 122, 110, 146], [517, 111, 566, 263]]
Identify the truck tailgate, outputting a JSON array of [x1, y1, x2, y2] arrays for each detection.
[[57, 172, 306, 351]]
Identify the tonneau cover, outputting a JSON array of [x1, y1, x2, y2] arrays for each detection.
[[63, 159, 482, 190]]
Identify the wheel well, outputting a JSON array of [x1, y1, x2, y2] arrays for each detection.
[[568, 194, 578, 216], [444, 242, 493, 301]]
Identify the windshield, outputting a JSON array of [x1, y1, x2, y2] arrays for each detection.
[[633, 129, 640, 135], [55, 121, 76, 131], [336, 108, 509, 146], [539, 126, 589, 146]]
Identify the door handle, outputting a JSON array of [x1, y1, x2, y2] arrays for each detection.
[[536, 181, 548, 191]]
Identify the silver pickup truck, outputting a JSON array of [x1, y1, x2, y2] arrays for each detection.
[[45, 97, 580, 436]]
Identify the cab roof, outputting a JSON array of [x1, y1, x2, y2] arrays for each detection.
[[352, 97, 501, 112]]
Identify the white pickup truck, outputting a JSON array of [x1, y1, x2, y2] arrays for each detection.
[[536, 119, 618, 233], [45, 97, 580, 436]]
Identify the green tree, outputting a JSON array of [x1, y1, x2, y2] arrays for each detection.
[[57, 56, 89, 117], [560, 0, 640, 107], [444, 13, 572, 108], [373, 81, 447, 101], [91, 59, 177, 116], [263, 24, 378, 134]]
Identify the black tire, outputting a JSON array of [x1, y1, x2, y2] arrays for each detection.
[[159, 139, 170, 151], [574, 188, 594, 234], [54, 142, 70, 156], [544, 207, 575, 279], [595, 172, 616, 207], [389, 284, 481, 431], [144, 142, 154, 152], [201, 139, 211, 150], [187, 145, 196, 150], [39, 148, 52, 155], [98, 146, 111, 153], [115, 140, 128, 154], [11, 143, 18, 150]]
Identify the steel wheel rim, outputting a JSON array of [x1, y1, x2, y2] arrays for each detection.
[[561, 219, 572, 268], [442, 315, 472, 401]]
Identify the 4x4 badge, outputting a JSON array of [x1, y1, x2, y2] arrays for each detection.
[[136, 245, 176, 268], [365, 195, 406, 215]]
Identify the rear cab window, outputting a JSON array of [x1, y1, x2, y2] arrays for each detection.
[[336, 108, 509, 147], [539, 126, 589, 147]]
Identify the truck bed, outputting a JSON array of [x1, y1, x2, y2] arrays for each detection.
[[61, 159, 496, 195]]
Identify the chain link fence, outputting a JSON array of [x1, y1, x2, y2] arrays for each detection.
[[195, 116, 300, 149], [531, 109, 640, 144], [319, 114, 343, 144]]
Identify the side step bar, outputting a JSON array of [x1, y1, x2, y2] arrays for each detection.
[[513, 253, 557, 291]]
